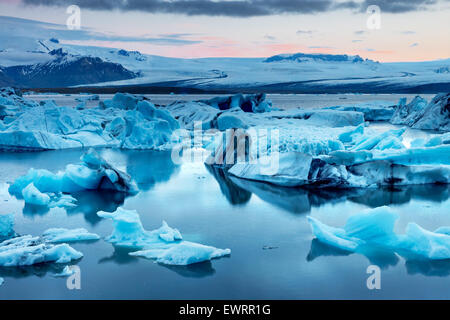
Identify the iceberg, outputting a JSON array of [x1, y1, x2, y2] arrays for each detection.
[[390, 96, 428, 126], [308, 206, 450, 260], [0, 91, 179, 151], [229, 152, 312, 187], [0, 277, 3, 286], [197, 93, 272, 113], [9, 148, 138, 199], [412, 93, 450, 132], [22, 183, 51, 206], [350, 128, 405, 151], [0, 235, 83, 266], [130, 241, 231, 266], [42, 228, 100, 243], [97, 208, 230, 265], [389, 93, 450, 132], [325, 101, 396, 121]]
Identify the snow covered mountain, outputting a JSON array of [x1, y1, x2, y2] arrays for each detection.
[[2, 49, 138, 88], [0, 16, 449, 92]]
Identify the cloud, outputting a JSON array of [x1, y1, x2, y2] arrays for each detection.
[[352, 39, 363, 42], [410, 42, 419, 47], [296, 30, 314, 35], [401, 31, 416, 34], [264, 35, 277, 41], [354, 30, 366, 35], [0, 15, 201, 46], [21, 0, 447, 17], [359, 0, 443, 13]]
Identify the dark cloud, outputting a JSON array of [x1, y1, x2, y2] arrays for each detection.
[[21, 0, 447, 16], [360, 0, 442, 13]]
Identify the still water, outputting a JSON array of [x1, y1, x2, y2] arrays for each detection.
[[26, 93, 437, 109], [0, 147, 449, 299]]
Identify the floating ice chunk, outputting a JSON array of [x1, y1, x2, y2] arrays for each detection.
[[330, 144, 450, 166], [197, 93, 272, 113], [166, 101, 220, 130], [99, 92, 145, 110], [9, 148, 138, 198], [0, 91, 179, 151], [0, 277, 3, 286], [42, 228, 100, 243], [97, 208, 181, 248], [400, 223, 450, 260], [217, 113, 248, 131], [130, 241, 231, 265], [229, 152, 312, 187], [412, 93, 450, 132], [351, 128, 405, 151], [97, 208, 230, 265], [325, 101, 396, 121], [0, 213, 15, 240], [75, 94, 99, 102], [22, 183, 51, 206], [308, 206, 450, 260], [338, 124, 364, 144], [0, 235, 83, 266], [391, 96, 428, 126]]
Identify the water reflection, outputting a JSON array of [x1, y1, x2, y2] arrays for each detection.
[[161, 261, 217, 278], [98, 246, 140, 265], [124, 150, 180, 191], [0, 262, 79, 280], [225, 174, 450, 214], [67, 190, 128, 225], [206, 165, 251, 205], [98, 246, 218, 278], [307, 239, 450, 277]]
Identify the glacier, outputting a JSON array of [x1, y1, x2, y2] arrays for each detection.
[[308, 206, 450, 260], [9, 148, 138, 205], [97, 208, 230, 265]]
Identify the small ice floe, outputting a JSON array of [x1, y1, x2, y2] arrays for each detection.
[[0, 235, 83, 267], [42, 228, 100, 243], [9, 148, 138, 208], [0, 277, 3, 286], [97, 208, 230, 265], [308, 206, 450, 260]]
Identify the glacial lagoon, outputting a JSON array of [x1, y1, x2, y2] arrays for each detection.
[[1, 143, 450, 299]]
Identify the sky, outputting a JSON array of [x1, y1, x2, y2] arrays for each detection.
[[0, 0, 449, 62]]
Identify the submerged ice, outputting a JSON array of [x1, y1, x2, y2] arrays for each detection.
[[97, 208, 230, 265]]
